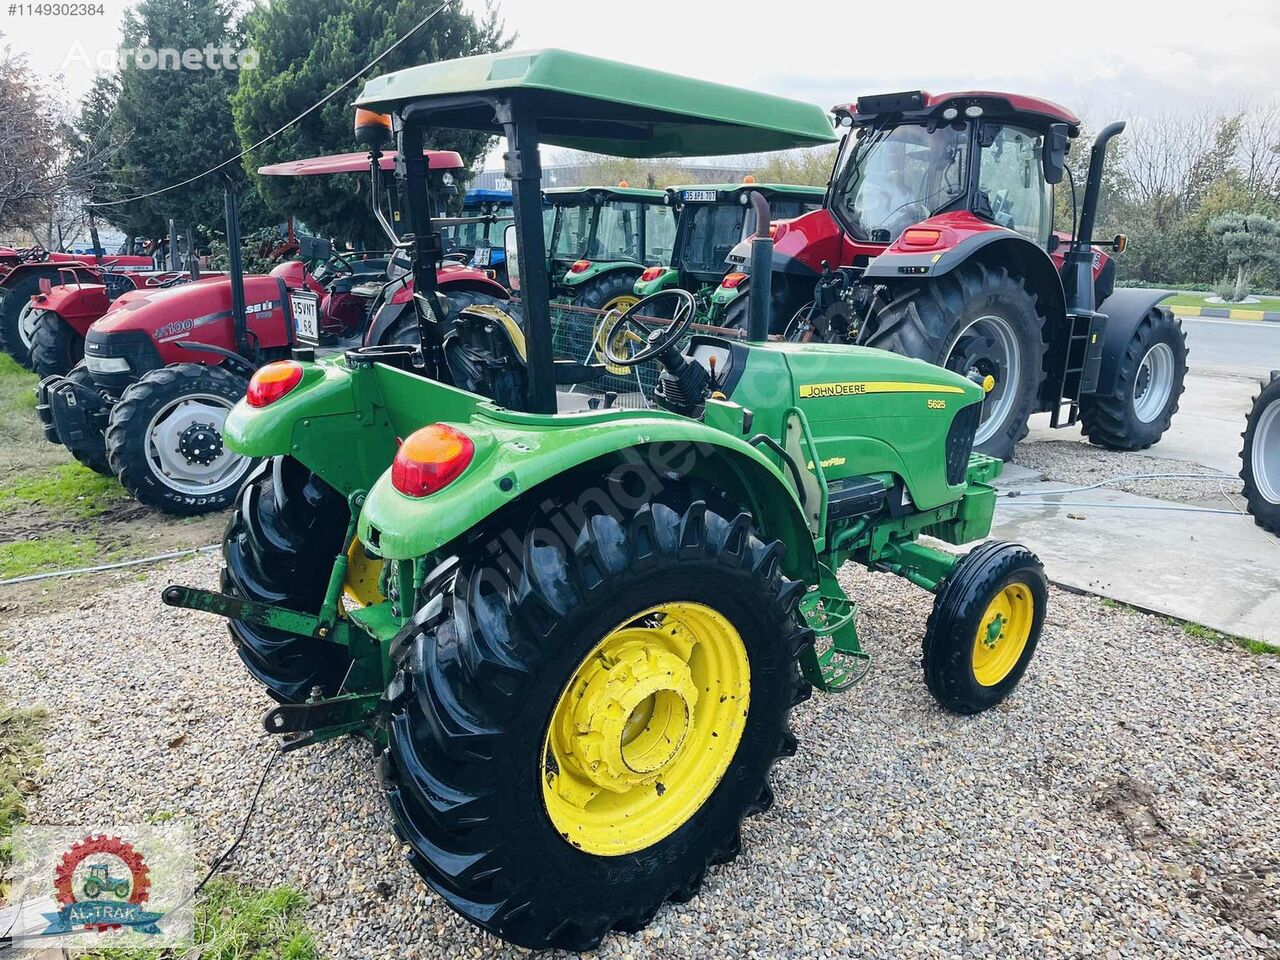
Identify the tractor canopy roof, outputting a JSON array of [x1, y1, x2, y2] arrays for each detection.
[[544, 185, 667, 205], [353, 48, 837, 157], [834, 90, 1080, 136], [256, 150, 464, 176], [463, 188, 513, 205], [667, 182, 826, 202]]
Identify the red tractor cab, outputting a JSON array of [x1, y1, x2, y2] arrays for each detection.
[[732, 90, 1186, 459], [35, 147, 503, 516], [0, 248, 156, 366]]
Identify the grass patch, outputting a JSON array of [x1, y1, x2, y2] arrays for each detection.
[[0, 533, 104, 580], [1178, 618, 1280, 656], [0, 702, 47, 901], [0, 463, 128, 519], [1164, 292, 1280, 314], [83, 878, 322, 960], [0, 354, 39, 445]]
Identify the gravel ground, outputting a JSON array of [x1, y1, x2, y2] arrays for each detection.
[[1013, 440, 1245, 507], [3, 554, 1279, 959]]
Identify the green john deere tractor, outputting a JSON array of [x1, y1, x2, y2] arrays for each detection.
[[546, 184, 676, 315], [168, 49, 1048, 952], [633, 180, 825, 323]]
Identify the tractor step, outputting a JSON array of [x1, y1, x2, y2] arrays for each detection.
[[798, 565, 871, 693]]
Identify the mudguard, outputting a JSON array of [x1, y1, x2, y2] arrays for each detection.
[[357, 398, 817, 581], [559, 259, 643, 288], [1090, 287, 1174, 397]]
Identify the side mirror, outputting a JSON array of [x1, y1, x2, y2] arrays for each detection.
[[297, 235, 332, 262], [1043, 122, 1069, 185], [504, 223, 520, 292]]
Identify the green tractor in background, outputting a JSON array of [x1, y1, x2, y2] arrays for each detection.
[[169, 49, 1048, 952], [633, 179, 825, 325], [546, 184, 676, 315]]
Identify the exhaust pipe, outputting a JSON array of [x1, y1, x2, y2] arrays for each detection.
[[747, 190, 772, 342], [1067, 121, 1124, 316]]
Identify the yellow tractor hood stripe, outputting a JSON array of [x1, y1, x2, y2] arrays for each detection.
[[798, 381, 967, 399]]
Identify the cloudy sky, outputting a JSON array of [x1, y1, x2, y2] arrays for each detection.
[[10, 0, 1279, 132]]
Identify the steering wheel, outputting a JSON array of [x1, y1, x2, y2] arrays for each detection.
[[599, 289, 697, 367]]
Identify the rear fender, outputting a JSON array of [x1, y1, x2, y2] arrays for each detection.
[[1089, 288, 1173, 396], [359, 410, 818, 582], [559, 260, 641, 289], [223, 358, 483, 497], [38, 284, 110, 326]]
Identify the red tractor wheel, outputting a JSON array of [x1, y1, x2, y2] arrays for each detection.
[[104, 363, 256, 515], [1241, 371, 1280, 536], [0, 272, 49, 367], [858, 263, 1046, 460]]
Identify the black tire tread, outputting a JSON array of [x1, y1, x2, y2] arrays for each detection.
[[380, 492, 813, 951], [0, 272, 51, 367], [858, 262, 1048, 459], [922, 540, 1047, 714], [30, 309, 82, 377], [1240, 371, 1280, 535], [105, 362, 251, 515], [1078, 307, 1188, 451]]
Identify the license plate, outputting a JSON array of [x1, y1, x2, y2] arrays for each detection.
[[290, 291, 320, 345], [682, 189, 717, 202], [473, 246, 492, 267]]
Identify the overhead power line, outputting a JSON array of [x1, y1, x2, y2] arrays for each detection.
[[87, 0, 459, 208]]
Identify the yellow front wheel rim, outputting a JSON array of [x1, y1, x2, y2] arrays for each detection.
[[971, 583, 1034, 686], [541, 602, 750, 856], [595, 295, 642, 375]]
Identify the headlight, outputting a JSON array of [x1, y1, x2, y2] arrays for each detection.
[[86, 355, 130, 374]]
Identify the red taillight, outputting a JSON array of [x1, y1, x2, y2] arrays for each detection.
[[570, 260, 591, 273], [720, 272, 748, 290], [38, 278, 52, 295], [391, 424, 475, 498], [901, 227, 942, 247], [640, 266, 664, 282], [246, 360, 303, 408]]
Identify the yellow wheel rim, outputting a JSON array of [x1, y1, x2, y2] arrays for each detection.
[[342, 538, 385, 606], [971, 583, 1034, 686], [594, 295, 642, 376], [541, 602, 749, 856]]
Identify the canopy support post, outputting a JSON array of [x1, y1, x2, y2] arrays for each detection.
[[498, 98, 555, 415]]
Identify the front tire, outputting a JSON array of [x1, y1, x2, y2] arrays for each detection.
[[858, 263, 1046, 460], [222, 457, 354, 702], [0, 273, 48, 366], [61, 364, 112, 476], [1241, 371, 1280, 535], [105, 363, 255, 515], [922, 541, 1047, 714], [30, 310, 83, 377], [1079, 307, 1187, 450], [380, 491, 812, 951]]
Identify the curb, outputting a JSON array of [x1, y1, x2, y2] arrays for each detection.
[[1174, 305, 1280, 322]]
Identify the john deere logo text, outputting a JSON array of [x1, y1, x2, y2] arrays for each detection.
[[799, 381, 966, 399]]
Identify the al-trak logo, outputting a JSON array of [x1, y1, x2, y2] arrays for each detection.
[[41, 834, 163, 936]]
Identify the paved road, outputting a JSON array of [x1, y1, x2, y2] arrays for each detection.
[[1177, 314, 1279, 381]]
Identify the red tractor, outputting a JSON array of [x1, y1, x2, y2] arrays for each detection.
[[0, 248, 156, 366], [729, 90, 1187, 459], [36, 147, 507, 515]]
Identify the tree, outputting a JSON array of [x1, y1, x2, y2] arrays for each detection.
[[0, 42, 63, 237], [103, 0, 248, 240], [1209, 212, 1280, 300], [232, 0, 511, 247]]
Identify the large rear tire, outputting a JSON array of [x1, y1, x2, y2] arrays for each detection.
[[569, 269, 641, 317], [379, 489, 812, 951], [0, 273, 48, 367], [222, 457, 354, 702], [381, 289, 510, 345], [1078, 307, 1187, 451], [30, 310, 84, 377], [105, 363, 255, 515], [1241, 371, 1280, 536], [858, 263, 1046, 460]]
